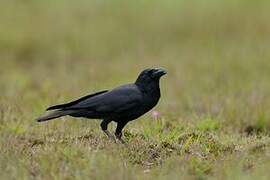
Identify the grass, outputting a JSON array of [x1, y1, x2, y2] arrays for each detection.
[[1, 0, 270, 179]]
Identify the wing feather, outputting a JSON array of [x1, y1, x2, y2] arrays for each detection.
[[65, 84, 142, 114], [46, 90, 108, 111]]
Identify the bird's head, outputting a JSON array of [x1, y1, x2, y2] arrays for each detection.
[[135, 68, 167, 89]]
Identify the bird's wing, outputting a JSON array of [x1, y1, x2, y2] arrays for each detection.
[[46, 90, 108, 111], [65, 84, 143, 113]]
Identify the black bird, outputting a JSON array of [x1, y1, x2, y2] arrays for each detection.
[[36, 68, 167, 143]]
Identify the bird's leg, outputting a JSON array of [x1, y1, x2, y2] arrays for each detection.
[[115, 122, 128, 144], [100, 119, 115, 142]]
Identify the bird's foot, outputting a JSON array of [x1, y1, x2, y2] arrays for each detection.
[[115, 133, 126, 145], [103, 130, 116, 143], [116, 137, 126, 145]]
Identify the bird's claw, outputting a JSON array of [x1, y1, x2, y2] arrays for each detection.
[[115, 134, 126, 145], [103, 130, 127, 145], [103, 130, 116, 143], [116, 138, 126, 145]]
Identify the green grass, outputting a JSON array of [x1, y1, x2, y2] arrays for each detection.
[[1, 0, 270, 179]]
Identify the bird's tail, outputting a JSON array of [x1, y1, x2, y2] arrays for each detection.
[[36, 110, 73, 122]]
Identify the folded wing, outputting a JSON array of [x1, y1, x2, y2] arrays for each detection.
[[46, 90, 108, 111], [64, 84, 143, 114]]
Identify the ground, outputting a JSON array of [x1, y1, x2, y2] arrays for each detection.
[[1, 0, 270, 179]]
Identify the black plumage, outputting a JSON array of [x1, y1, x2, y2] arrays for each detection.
[[36, 68, 167, 143]]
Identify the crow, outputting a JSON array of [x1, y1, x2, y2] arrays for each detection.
[[36, 68, 167, 143]]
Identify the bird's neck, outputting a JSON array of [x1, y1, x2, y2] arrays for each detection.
[[136, 81, 161, 96]]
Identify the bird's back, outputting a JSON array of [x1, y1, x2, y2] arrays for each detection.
[[66, 83, 160, 121]]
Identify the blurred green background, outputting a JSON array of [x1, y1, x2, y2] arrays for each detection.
[[1, 0, 270, 128], [1, 0, 270, 179]]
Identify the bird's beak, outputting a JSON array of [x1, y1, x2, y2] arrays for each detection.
[[153, 68, 167, 77]]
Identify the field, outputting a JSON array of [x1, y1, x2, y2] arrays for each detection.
[[1, 0, 270, 179]]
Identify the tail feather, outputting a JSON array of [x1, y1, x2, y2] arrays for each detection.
[[36, 110, 73, 122]]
